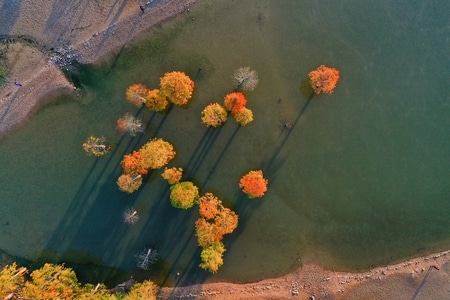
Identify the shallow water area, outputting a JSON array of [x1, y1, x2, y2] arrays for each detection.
[[0, 0, 449, 286]]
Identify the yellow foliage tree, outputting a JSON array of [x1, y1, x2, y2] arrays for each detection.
[[82, 136, 111, 157], [21, 263, 81, 300], [145, 89, 168, 112], [199, 242, 226, 274], [308, 65, 340, 95], [195, 217, 223, 247], [233, 107, 254, 126], [0, 263, 27, 299], [159, 71, 195, 106], [169, 181, 199, 209], [123, 280, 157, 300], [201, 103, 228, 128], [139, 138, 176, 170]]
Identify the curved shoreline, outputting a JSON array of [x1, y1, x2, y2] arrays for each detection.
[[158, 250, 450, 299]]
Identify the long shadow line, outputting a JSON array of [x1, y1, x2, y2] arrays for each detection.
[[199, 125, 240, 192], [264, 96, 313, 173], [184, 127, 222, 179]]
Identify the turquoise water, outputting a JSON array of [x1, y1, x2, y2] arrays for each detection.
[[0, 0, 449, 286]]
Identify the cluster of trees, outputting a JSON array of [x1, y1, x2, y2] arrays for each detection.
[[117, 138, 176, 193], [195, 193, 239, 273], [308, 65, 340, 95], [79, 68, 272, 277], [239, 170, 269, 199], [0, 263, 157, 300], [126, 71, 195, 110], [200, 67, 258, 128]]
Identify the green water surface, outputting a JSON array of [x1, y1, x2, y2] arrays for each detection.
[[0, 0, 449, 286]]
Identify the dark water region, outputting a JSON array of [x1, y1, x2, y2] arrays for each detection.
[[0, 0, 449, 286]]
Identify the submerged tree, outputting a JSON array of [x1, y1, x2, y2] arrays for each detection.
[[82, 135, 111, 157], [126, 83, 148, 107], [232, 67, 259, 91], [161, 167, 183, 185], [144, 89, 168, 112], [239, 170, 268, 198], [123, 207, 139, 225], [159, 71, 195, 106], [169, 181, 199, 209], [117, 113, 144, 136], [117, 174, 143, 193], [199, 241, 226, 274], [201, 103, 228, 128], [223, 92, 247, 115], [308, 65, 340, 95], [233, 107, 254, 126], [136, 248, 158, 270]]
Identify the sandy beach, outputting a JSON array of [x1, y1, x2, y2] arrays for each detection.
[[1, 1, 449, 299]]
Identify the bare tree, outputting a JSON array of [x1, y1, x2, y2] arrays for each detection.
[[232, 67, 259, 91]]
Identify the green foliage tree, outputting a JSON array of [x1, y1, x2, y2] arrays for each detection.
[[199, 242, 226, 274]]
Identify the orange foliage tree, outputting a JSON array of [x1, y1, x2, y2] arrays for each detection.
[[145, 89, 168, 112], [126, 83, 148, 107], [159, 71, 195, 106], [201, 103, 228, 128], [223, 92, 247, 115], [214, 207, 238, 235], [118, 138, 176, 193], [195, 192, 238, 273], [169, 181, 199, 209], [308, 65, 340, 95], [161, 167, 183, 185], [239, 170, 268, 198]]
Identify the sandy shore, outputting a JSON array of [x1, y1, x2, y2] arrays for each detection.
[[0, 0, 196, 135], [158, 250, 450, 299], [1, 1, 450, 299]]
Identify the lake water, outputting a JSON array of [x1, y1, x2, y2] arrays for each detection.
[[0, 0, 449, 286]]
